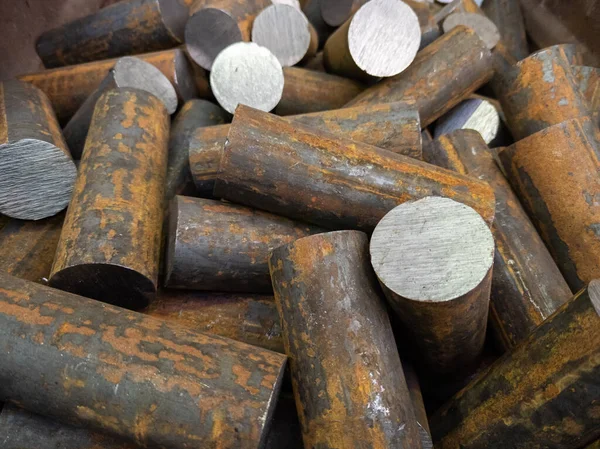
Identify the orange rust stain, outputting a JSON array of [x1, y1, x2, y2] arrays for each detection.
[[232, 364, 260, 395]]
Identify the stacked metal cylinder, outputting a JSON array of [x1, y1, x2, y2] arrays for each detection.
[[0, 0, 598, 448]]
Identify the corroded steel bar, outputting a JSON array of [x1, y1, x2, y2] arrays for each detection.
[[424, 130, 573, 351], [0, 273, 287, 449], [214, 105, 495, 231], [498, 117, 600, 292], [49, 89, 169, 310], [346, 26, 494, 127], [190, 102, 422, 195], [269, 230, 424, 449], [370, 197, 495, 374], [146, 289, 284, 353], [275, 66, 364, 116], [186, 0, 271, 71], [431, 281, 600, 448], [323, 0, 421, 82], [497, 45, 592, 140], [0, 215, 64, 285], [404, 363, 433, 449], [0, 80, 77, 220], [482, 0, 528, 60], [572, 65, 600, 126], [165, 196, 324, 292], [63, 57, 177, 159], [18, 49, 202, 125], [36, 0, 188, 68], [166, 100, 230, 200]]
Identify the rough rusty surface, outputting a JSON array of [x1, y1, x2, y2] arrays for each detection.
[[497, 45, 591, 140], [49, 89, 169, 310], [482, 0, 528, 61], [0, 272, 287, 449], [213, 105, 495, 231], [275, 67, 364, 116], [36, 0, 187, 68], [403, 362, 432, 448], [146, 289, 284, 353], [346, 26, 494, 127], [0, 214, 64, 285], [269, 230, 423, 449], [431, 281, 600, 448], [572, 65, 600, 127], [165, 195, 324, 292], [18, 49, 203, 125], [190, 102, 422, 196], [424, 130, 573, 351], [166, 100, 229, 201], [498, 117, 600, 292]]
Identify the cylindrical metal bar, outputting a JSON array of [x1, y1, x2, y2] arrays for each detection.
[[0, 215, 64, 285], [0, 80, 77, 220], [497, 46, 591, 140], [36, 0, 188, 68], [275, 66, 364, 116], [213, 105, 496, 231], [572, 65, 600, 126], [18, 49, 203, 125], [146, 289, 284, 353], [165, 195, 324, 292], [302, 0, 336, 48], [482, 0, 528, 60], [320, 0, 368, 26], [498, 117, 600, 292], [424, 130, 573, 351], [252, 4, 318, 67], [63, 56, 177, 159], [0, 273, 287, 449], [302, 51, 326, 72], [166, 100, 230, 200], [269, 230, 424, 449], [49, 89, 169, 310], [346, 26, 494, 127], [404, 363, 433, 449], [189, 102, 422, 196], [185, 0, 271, 71], [433, 97, 501, 145], [431, 281, 600, 448], [323, 0, 421, 82], [370, 197, 495, 374]]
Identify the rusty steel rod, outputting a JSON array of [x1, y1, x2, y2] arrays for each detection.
[[36, 0, 188, 68], [431, 280, 600, 448], [0, 80, 77, 220], [269, 230, 424, 449], [49, 89, 169, 310], [423, 130, 573, 351], [0, 272, 287, 449], [404, 363, 433, 449], [482, 0, 528, 60], [345, 25, 494, 127], [572, 65, 600, 127], [213, 105, 495, 231]]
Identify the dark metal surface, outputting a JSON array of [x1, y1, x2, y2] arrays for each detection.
[[431, 281, 600, 448], [482, 0, 528, 60], [403, 363, 433, 449], [572, 65, 600, 127], [0, 272, 287, 449], [49, 89, 169, 310], [166, 99, 229, 201], [424, 130, 573, 351], [346, 26, 494, 127], [0, 80, 77, 220], [213, 105, 495, 231], [36, 0, 188, 68], [498, 117, 600, 292], [269, 230, 424, 449], [320, 0, 367, 26]]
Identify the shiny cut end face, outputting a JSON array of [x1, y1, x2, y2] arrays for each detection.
[[185, 8, 242, 71], [587, 279, 600, 316], [158, 0, 190, 42], [114, 57, 178, 114], [210, 42, 284, 114], [443, 12, 500, 50], [348, 0, 421, 77], [370, 196, 495, 302]]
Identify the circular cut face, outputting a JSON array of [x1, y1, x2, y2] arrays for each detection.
[[252, 4, 312, 67], [370, 196, 495, 302], [157, 0, 189, 42], [348, 0, 421, 77], [185, 8, 242, 71], [443, 12, 500, 50], [0, 139, 77, 220], [435, 98, 500, 144], [114, 56, 178, 114], [210, 42, 284, 114]]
